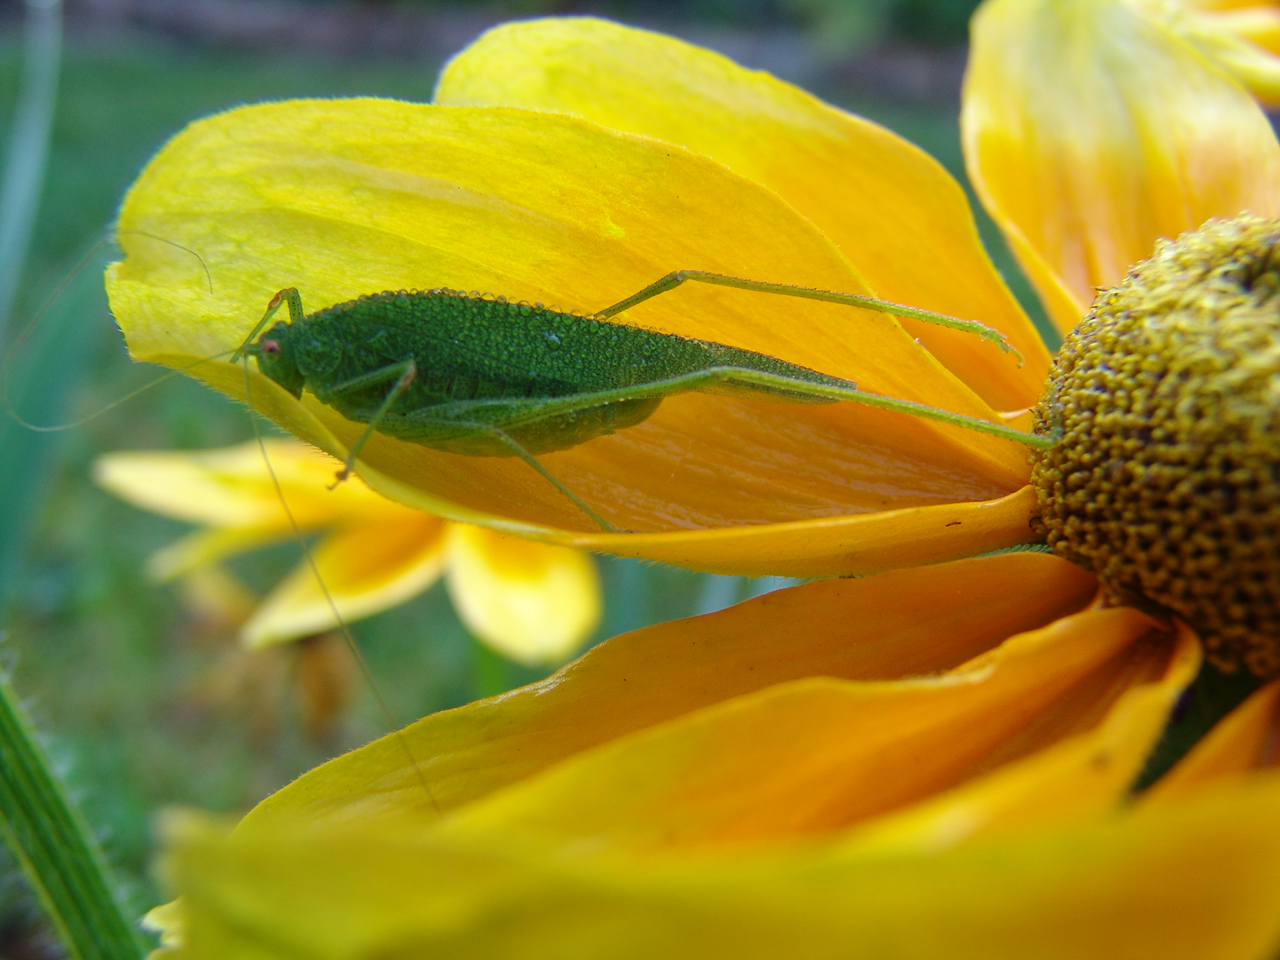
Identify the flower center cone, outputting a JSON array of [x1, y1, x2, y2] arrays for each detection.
[[1032, 215, 1280, 677]]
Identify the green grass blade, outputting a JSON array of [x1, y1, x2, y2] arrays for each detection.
[[0, 0, 63, 340], [0, 252, 109, 610], [0, 5, 139, 952], [0, 671, 145, 960]]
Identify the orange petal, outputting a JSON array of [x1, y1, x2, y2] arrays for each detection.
[[362, 473, 1041, 579], [437, 17, 1051, 410], [433, 606, 1190, 853], [243, 551, 1098, 830], [1143, 676, 1280, 804], [157, 773, 1280, 960], [241, 512, 449, 648], [963, 0, 1280, 333], [842, 620, 1200, 853], [108, 99, 1031, 546]]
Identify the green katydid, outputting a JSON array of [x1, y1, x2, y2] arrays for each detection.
[[232, 270, 1051, 533]]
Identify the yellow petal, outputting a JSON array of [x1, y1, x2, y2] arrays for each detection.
[[963, 0, 1280, 333], [1160, 0, 1280, 103], [1215, 3, 1280, 54], [445, 525, 600, 665], [107, 99, 1031, 554], [94, 440, 384, 531], [240, 513, 449, 648], [161, 773, 1280, 960], [141, 898, 186, 950], [437, 17, 1051, 410], [148, 527, 288, 581], [434, 606, 1189, 853], [1143, 676, 1280, 804], [243, 551, 1098, 830]]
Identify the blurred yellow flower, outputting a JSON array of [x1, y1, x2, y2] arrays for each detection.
[[115, 1, 1280, 956], [95, 439, 600, 664]]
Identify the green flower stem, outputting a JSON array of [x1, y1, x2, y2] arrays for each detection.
[[0, 672, 145, 960]]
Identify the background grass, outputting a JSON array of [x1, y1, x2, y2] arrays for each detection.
[[0, 21, 1050, 952]]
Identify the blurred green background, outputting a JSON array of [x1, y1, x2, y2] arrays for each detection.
[[0, 0, 1038, 954]]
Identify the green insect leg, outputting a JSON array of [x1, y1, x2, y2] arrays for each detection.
[[318, 358, 617, 528], [455, 366, 1050, 448], [326, 358, 419, 488], [460, 422, 618, 533], [596, 270, 1022, 363], [239, 365, 440, 813], [232, 287, 305, 362]]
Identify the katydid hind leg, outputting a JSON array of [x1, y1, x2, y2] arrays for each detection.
[[439, 366, 1046, 448], [596, 270, 1020, 361], [426, 366, 1044, 530], [446, 419, 620, 533]]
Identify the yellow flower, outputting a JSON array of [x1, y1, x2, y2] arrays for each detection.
[[95, 439, 600, 664], [117, 2, 1280, 955]]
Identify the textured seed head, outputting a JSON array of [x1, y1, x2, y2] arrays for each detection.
[[1031, 215, 1280, 677]]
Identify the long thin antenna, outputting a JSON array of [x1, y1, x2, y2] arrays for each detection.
[[113, 229, 213, 295], [4, 351, 235, 432], [2, 228, 215, 431], [241, 355, 440, 813]]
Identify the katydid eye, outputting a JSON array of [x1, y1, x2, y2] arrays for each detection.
[[261, 339, 281, 358]]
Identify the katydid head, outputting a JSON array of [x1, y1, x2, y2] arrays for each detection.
[[246, 320, 306, 398]]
